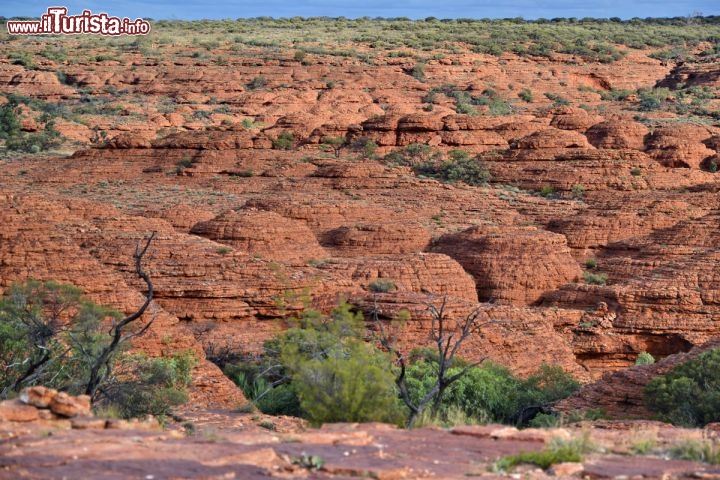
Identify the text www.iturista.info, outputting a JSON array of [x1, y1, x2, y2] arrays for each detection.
[[7, 7, 151, 35]]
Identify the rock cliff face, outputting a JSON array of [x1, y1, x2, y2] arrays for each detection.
[[2, 32, 720, 414]]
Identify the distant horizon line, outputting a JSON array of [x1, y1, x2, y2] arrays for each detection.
[[2, 13, 719, 22]]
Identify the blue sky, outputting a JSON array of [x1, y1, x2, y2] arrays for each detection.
[[3, 0, 718, 20]]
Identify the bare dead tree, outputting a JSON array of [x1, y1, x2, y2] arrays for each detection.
[[85, 232, 157, 398], [372, 294, 487, 428]]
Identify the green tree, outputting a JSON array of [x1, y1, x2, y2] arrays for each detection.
[[0, 235, 184, 419], [0, 279, 119, 396], [646, 348, 720, 427], [320, 135, 347, 158], [0, 101, 21, 140], [231, 302, 405, 425]]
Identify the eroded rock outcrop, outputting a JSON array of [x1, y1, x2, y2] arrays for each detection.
[[432, 225, 582, 305]]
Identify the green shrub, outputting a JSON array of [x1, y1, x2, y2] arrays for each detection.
[[0, 103, 21, 140], [246, 75, 267, 90], [414, 149, 491, 186], [637, 88, 672, 111], [493, 445, 582, 471], [4, 122, 63, 153], [405, 360, 579, 426], [8, 52, 36, 69], [544, 92, 570, 106], [319, 136, 347, 157], [292, 342, 403, 425], [668, 440, 720, 464], [631, 167, 642, 176], [272, 131, 295, 150], [493, 436, 592, 472], [472, 89, 515, 116], [518, 88, 533, 102], [350, 137, 377, 159], [583, 271, 608, 285], [455, 102, 477, 115], [635, 351, 656, 365], [539, 185, 556, 197], [293, 50, 306, 62], [226, 302, 405, 426], [646, 348, 720, 427], [0, 280, 120, 397], [411, 62, 426, 82], [369, 278, 396, 293], [584, 258, 597, 269], [103, 351, 196, 420], [571, 184, 585, 199]]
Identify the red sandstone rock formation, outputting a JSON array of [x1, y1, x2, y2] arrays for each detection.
[[432, 225, 582, 305]]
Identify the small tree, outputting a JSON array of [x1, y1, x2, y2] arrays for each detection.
[[374, 295, 488, 427], [0, 101, 21, 140], [0, 233, 157, 402], [350, 137, 378, 159], [229, 302, 405, 425], [320, 136, 347, 158], [646, 348, 720, 427]]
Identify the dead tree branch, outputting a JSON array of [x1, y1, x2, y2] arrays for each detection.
[[85, 232, 156, 398]]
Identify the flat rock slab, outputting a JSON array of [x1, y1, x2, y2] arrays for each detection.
[[3, 420, 717, 480], [582, 456, 720, 479]]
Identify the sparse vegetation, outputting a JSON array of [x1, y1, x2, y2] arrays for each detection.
[[583, 271, 608, 285], [246, 75, 268, 90], [518, 88, 533, 102], [369, 279, 396, 293], [492, 435, 593, 472], [272, 131, 295, 150], [413, 149, 491, 186]]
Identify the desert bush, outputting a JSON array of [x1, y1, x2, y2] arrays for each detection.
[[319, 136, 347, 157], [226, 302, 406, 426], [636, 351, 656, 365], [667, 440, 720, 464], [518, 88, 533, 102], [0, 103, 21, 139], [414, 149, 491, 186], [544, 92, 570, 106], [571, 184, 585, 199], [368, 278, 396, 293], [246, 75, 267, 90], [492, 435, 592, 472], [646, 348, 720, 427], [103, 351, 196, 419], [637, 87, 673, 111], [539, 185, 556, 197], [8, 52, 36, 69], [0, 280, 120, 397], [583, 271, 608, 285], [411, 62, 426, 82], [350, 137, 378, 159], [405, 358, 579, 426], [272, 131, 295, 150], [472, 89, 515, 116]]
